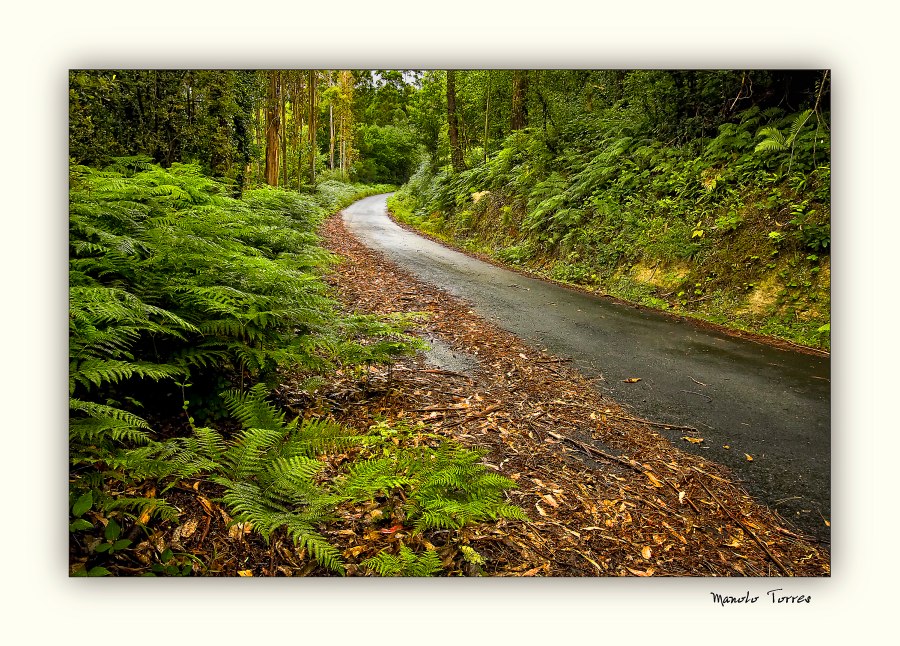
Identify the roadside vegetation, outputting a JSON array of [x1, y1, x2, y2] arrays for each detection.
[[389, 70, 831, 350], [68, 71, 530, 577]]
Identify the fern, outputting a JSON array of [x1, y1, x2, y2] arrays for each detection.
[[341, 439, 528, 532], [363, 546, 443, 577]]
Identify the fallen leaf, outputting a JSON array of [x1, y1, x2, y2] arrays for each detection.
[[723, 445, 730, 449], [237, 570, 253, 577], [642, 546, 652, 559], [745, 453, 754, 462], [824, 519, 831, 527], [623, 378, 642, 383], [682, 436, 703, 444], [343, 545, 367, 558], [542, 494, 559, 508], [197, 495, 216, 516], [645, 472, 664, 488], [179, 518, 199, 539], [678, 491, 686, 504], [535, 503, 547, 517], [626, 567, 654, 577], [519, 353, 528, 359]]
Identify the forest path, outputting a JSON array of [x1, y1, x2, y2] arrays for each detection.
[[342, 194, 831, 545]]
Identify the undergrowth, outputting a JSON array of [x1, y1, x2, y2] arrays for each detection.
[[390, 104, 831, 350], [69, 158, 524, 576]]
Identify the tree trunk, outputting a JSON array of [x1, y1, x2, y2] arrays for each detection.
[[281, 72, 287, 187], [264, 71, 281, 187], [329, 101, 335, 171], [308, 70, 317, 185], [511, 69, 529, 131], [446, 70, 464, 172], [483, 71, 491, 163]]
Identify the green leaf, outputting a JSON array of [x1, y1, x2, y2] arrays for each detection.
[[104, 519, 121, 540], [72, 492, 93, 517], [113, 539, 132, 551], [69, 519, 93, 532], [94, 543, 111, 553], [160, 548, 173, 563], [88, 566, 111, 577]]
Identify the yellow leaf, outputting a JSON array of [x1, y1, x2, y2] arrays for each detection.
[[824, 519, 831, 527], [179, 518, 199, 539], [197, 495, 216, 516], [623, 378, 641, 383], [642, 546, 652, 559], [745, 453, 754, 462], [626, 567, 653, 577], [237, 570, 253, 577], [645, 472, 664, 488], [343, 545, 366, 558], [682, 436, 703, 444], [723, 445, 730, 449]]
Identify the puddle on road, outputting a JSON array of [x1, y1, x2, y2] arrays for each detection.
[[421, 336, 478, 376]]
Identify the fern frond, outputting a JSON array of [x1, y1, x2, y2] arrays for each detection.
[[102, 496, 181, 522], [221, 428, 287, 480], [362, 546, 442, 577], [222, 385, 286, 430], [787, 109, 813, 144]]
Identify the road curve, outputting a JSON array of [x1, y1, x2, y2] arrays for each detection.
[[342, 194, 831, 545]]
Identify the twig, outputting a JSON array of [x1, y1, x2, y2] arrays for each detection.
[[534, 357, 573, 364], [441, 403, 502, 429], [603, 412, 700, 434], [548, 431, 645, 475], [418, 368, 473, 381], [681, 389, 713, 403], [695, 476, 792, 577], [688, 376, 708, 387]]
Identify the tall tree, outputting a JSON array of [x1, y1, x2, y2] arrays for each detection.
[[264, 71, 281, 187], [511, 69, 528, 131], [446, 70, 464, 172], [308, 70, 318, 185], [483, 70, 491, 163]]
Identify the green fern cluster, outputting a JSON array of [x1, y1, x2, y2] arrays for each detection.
[[362, 546, 443, 577], [69, 159, 423, 574], [110, 386, 526, 575], [343, 439, 528, 532]]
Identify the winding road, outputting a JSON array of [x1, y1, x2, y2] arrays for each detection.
[[342, 194, 831, 545]]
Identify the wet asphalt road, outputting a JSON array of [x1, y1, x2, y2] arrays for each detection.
[[342, 194, 831, 545]]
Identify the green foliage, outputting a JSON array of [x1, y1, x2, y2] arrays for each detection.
[[343, 435, 528, 533], [353, 123, 421, 184], [69, 159, 425, 575], [392, 70, 830, 350], [107, 387, 526, 576], [362, 546, 443, 577]]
